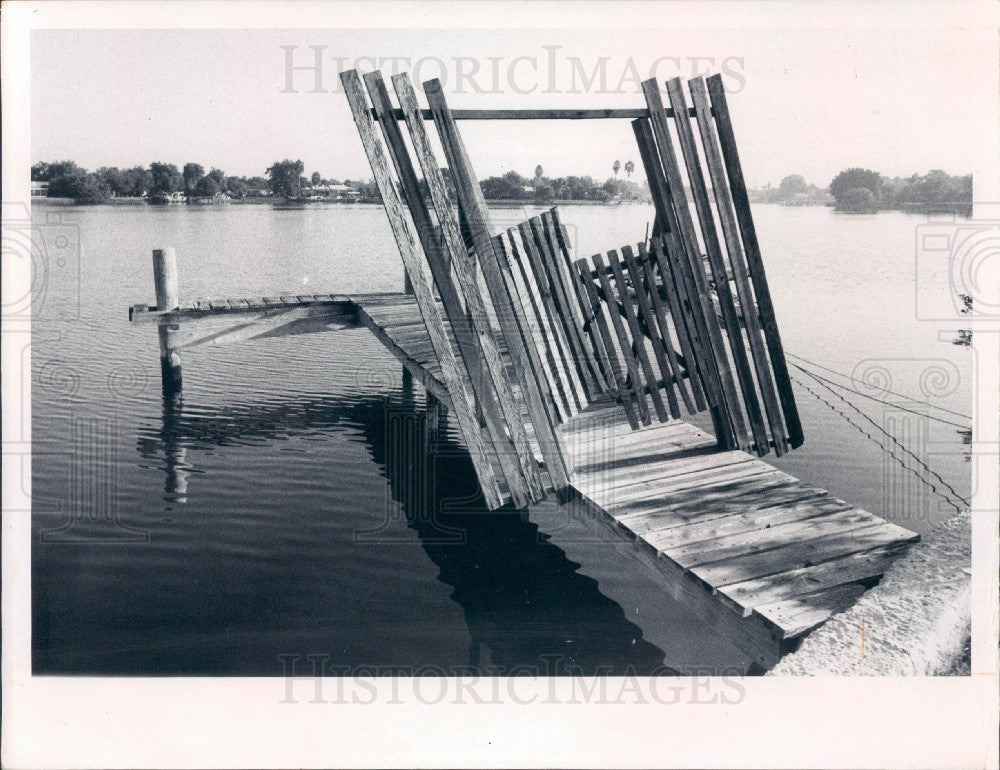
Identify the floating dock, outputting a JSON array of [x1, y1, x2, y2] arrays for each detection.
[[128, 67, 919, 667]]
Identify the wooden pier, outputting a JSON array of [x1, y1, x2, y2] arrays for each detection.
[[128, 68, 919, 666]]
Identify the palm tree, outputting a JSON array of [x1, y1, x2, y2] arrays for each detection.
[[613, 160, 621, 177], [534, 165, 543, 180], [624, 160, 635, 179]]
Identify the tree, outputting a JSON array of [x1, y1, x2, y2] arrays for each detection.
[[481, 170, 528, 200], [613, 160, 621, 177], [829, 168, 883, 207], [838, 187, 877, 213], [226, 176, 248, 198], [182, 163, 205, 195], [311, 171, 322, 186], [47, 170, 112, 204], [35, 160, 79, 182], [95, 167, 127, 196], [121, 166, 152, 197], [265, 159, 305, 198], [149, 163, 183, 196], [778, 174, 809, 197], [534, 165, 543, 180], [624, 160, 635, 179], [193, 175, 221, 197], [207, 168, 226, 189]]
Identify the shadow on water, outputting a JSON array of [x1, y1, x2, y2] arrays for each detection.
[[134, 380, 673, 676]]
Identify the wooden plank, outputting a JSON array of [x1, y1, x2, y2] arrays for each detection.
[[573, 260, 640, 430], [669, 506, 887, 569], [493, 233, 570, 424], [754, 582, 868, 638], [637, 241, 696, 413], [341, 68, 505, 510], [550, 208, 613, 393], [641, 78, 749, 451], [632, 119, 707, 410], [393, 71, 545, 505], [517, 220, 584, 414], [503, 229, 574, 420], [722, 541, 910, 612], [592, 253, 650, 425], [367, 71, 535, 505], [648, 493, 843, 551], [371, 107, 698, 121], [605, 249, 669, 422], [620, 244, 681, 418], [706, 73, 803, 449], [665, 77, 770, 455], [689, 76, 789, 456], [536, 211, 602, 399], [693, 521, 920, 587], [423, 76, 573, 497]]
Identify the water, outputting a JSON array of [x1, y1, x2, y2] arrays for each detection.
[[30, 202, 971, 675]]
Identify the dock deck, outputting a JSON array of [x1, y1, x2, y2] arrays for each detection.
[[355, 293, 920, 663]]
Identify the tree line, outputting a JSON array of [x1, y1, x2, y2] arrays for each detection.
[[479, 163, 648, 203], [30, 159, 381, 204], [828, 168, 972, 215]]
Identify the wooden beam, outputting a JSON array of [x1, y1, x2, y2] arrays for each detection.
[[641, 79, 748, 450], [341, 68, 505, 510], [706, 73, 804, 449], [689, 76, 789, 456], [392, 71, 545, 505], [368, 107, 703, 121], [665, 76, 769, 454], [574, 259, 640, 430], [423, 77, 573, 498]]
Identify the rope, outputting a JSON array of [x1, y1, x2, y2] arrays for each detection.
[[786, 352, 971, 423], [790, 367, 969, 513]]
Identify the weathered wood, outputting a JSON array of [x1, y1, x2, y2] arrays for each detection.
[[423, 77, 573, 497], [706, 73, 803, 449], [605, 248, 669, 422], [517, 220, 584, 414], [688, 76, 789, 456], [620, 245, 681, 418], [505, 226, 576, 419], [573, 259, 640, 429], [537, 211, 602, 398], [549, 209, 613, 392], [494, 232, 571, 424], [592, 253, 650, 425], [693, 522, 920, 587], [637, 241, 696, 413], [665, 77, 770, 454], [392, 71, 544, 504], [152, 247, 179, 311], [632, 119, 707, 410], [152, 248, 182, 394], [640, 80, 748, 450], [341, 68, 505, 509]]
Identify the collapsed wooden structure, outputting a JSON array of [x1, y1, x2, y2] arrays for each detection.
[[128, 70, 919, 666]]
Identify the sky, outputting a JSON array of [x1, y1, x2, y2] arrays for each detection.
[[30, 15, 995, 189]]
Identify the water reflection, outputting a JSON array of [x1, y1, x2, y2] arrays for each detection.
[[136, 381, 672, 675]]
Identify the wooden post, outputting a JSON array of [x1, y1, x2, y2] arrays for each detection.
[[153, 248, 182, 395]]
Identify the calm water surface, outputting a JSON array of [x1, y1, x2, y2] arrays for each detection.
[[30, 202, 971, 675]]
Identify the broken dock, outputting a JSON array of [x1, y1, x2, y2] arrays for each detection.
[[128, 69, 919, 667]]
